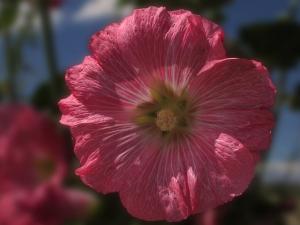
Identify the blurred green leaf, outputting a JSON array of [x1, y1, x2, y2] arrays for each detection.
[[31, 74, 66, 114], [0, 0, 20, 31], [119, 0, 232, 10], [240, 20, 300, 69], [118, 0, 232, 21], [291, 83, 300, 110], [222, 185, 290, 225], [31, 82, 53, 108], [0, 81, 4, 101]]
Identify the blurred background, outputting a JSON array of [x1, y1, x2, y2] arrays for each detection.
[[0, 0, 300, 225]]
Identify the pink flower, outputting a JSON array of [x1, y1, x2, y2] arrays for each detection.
[[0, 105, 67, 192], [49, 0, 63, 8], [0, 184, 95, 225], [0, 105, 95, 225], [195, 209, 220, 225], [59, 7, 276, 222]]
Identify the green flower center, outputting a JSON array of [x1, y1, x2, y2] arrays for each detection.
[[133, 82, 196, 138], [34, 156, 55, 180]]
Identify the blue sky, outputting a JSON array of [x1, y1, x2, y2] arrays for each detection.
[[224, 0, 291, 38]]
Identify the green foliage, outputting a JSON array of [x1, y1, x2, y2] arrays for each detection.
[[119, 0, 232, 10], [118, 0, 232, 21], [0, 82, 4, 101], [0, 0, 20, 32], [291, 84, 300, 110], [240, 20, 300, 69], [221, 184, 293, 225], [31, 73, 66, 114]]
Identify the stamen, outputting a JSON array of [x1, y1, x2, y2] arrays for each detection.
[[155, 109, 177, 131]]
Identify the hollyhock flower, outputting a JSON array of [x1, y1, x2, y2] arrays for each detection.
[[0, 183, 95, 225], [0, 105, 96, 225], [0, 105, 67, 192], [195, 209, 221, 225], [59, 7, 276, 222]]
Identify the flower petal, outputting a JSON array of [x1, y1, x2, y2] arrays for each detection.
[[189, 58, 275, 151], [119, 132, 255, 222], [162, 10, 210, 87], [170, 10, 225, 61], [73, 122, 157, 194], [89, 23, 138, 83], [201, 16, 225, 61], [116, 7, 172, 77], [64, 56, 130, 121], [59, 95, 111, 127], [91, 7, 212, 87], [191, 58, 275, 109], [198, 109, 274, 151]]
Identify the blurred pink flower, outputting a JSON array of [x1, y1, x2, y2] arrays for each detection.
[[0, 105, 95, 225], [195, 209, 220, 225], [49, 0, 62, 8], [0, 183, 95, 225], [59, 7, 276, 222], [0, 105, 67, 191]]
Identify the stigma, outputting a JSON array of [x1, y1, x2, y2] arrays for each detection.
[[155, 109, 177, 131]]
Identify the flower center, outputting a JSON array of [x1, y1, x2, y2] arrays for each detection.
[[133, 81, 197, 140], [34, 156, 55, 181], [155, 109, 177, 131]]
